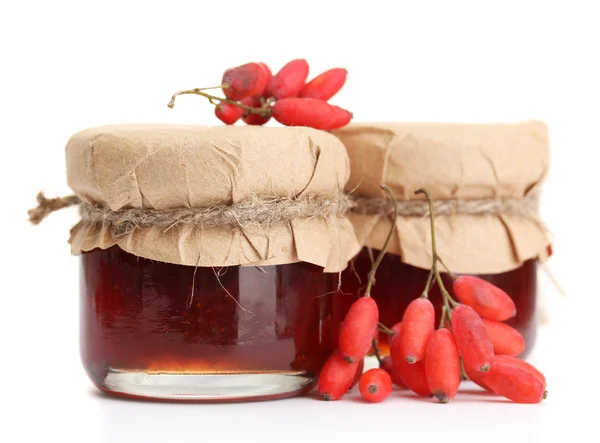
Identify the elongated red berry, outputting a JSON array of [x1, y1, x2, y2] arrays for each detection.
[[257, 63, 272, 96], [467, 355, 546, 392], [482, 362, 546, 403], [349, 359, 365, 390], [299, 68, 347, 100], [453, 276, 516, 321], [240, 97, 271, 126], [214, 103, 243, 125], [359, 368, 393, 403], [451, 304, 494, 373], [222, 62, 269, 101], [268, 59, 309, 99], [495, 355, 546, 387], [425, 329, 460, 403], [271, 98, 352, 130], [338, 297, 379, 363], [392, 357, 431, 397], [382, 356, 406, 388], [482, 319, 525, 356], [399, 297, 435, 364], [318, 350, 359, 401]]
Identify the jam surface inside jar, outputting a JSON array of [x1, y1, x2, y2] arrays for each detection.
[[339, 248, 537, 356], [81, 246, 336, 402]]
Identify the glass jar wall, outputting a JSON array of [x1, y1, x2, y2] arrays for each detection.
[[80, 246, 337, 402], [338, 248, 538, 357]]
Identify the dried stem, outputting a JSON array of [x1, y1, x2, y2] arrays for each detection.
[[415, 189, 459, 318], [364, 184, 399, 297], [377, 322, 395, 336], [167, 87, 271, 116], [371, 339, 383, 366]]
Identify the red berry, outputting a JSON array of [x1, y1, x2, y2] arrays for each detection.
[[391, 322, 403, 336], [495, 355, 546, 387], [349, 359, 365, 390], [240, 97, 271, 126], [464, 364, 491, 391], [453, 276, 516, 321], [214, 103, 243, 125], [451, 304, 494, 373], [482, 319, 525, 356], [482, 362, 546, 403], [338, 297, 379, 363], [318, 350, 359, 401], [271, 98, 352, 130], [222, 62, 269, 101], [392, 356, 431, 397], [425, 328, 461, 403], [399, 297, 435, 364], [257, 63, 272, 97], [299, 68, 347, 100], [381, 356, 406, 388], [359, 368, 393, 403], [466, 355, 546, 392], [268, 59, 309, 99]]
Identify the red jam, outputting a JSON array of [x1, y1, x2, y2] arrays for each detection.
[[80, 246, 337, 401], [339, 248, 537, 356]]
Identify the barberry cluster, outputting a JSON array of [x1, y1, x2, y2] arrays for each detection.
[[168, 60, 352, 130], [318, 186, 547, 404]]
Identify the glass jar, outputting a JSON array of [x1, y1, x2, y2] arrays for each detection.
[[81, 246, 337, 402], [339, 248, 537, 357]]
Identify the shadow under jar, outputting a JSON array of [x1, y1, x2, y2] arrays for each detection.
[[81, 246, 337, 402], [339, 248, 538, 357]]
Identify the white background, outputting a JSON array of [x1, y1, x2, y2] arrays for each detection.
[[1, 1, 597, 442]]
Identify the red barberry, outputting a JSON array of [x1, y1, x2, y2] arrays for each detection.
[[271, 98, 352, 130], [398, 297, 435, 364], [268, 59, 309, 99], [425, 328, 461, 403], [392, 356, 431, 397], [482, 362, 546, 403], [453, 276, 516, 321], [318, 350, 359, 401], [391, 322, 403, 336], [257, 63, 272, 97], [338, 297, 379, 363], [451, 304, 494, 373], [240, 97, 271, 126], [466, 355, 547, 392], [214, 103, 243, 125], [349, 359, 365, 390], [495, 355, 546, 387], [381, 356, 406, 388], [482, 319, 525, 356], [222, 62, 269, 101], [299, 68, 347, 100], [359, 368, 393, 403]]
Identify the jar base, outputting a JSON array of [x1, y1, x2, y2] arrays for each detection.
[[97, 368, 316, 402]]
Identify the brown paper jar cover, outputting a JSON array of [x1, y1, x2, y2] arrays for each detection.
[[66, 124, 361, 272], [332, 121, 552, 274]]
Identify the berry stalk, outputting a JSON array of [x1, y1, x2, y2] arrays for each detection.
[[415, 188, 458, 326], [168, 88, 271, 116]]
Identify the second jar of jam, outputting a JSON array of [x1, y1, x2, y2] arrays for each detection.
[[332, 121, 552, 357], [62, 124, 361, 401]]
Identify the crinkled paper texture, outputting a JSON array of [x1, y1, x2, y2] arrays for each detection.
[[332, 121, 551, 274], [66, 124, 361, 272]]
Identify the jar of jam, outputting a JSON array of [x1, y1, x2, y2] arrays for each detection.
[[332, 121, 552, 357], [42, 124, 360, 401]]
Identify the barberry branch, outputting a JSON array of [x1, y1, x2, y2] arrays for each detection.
[[364, 184, 398, 297], [167, 87, 271, 116], [415, 189, 459, 315]]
